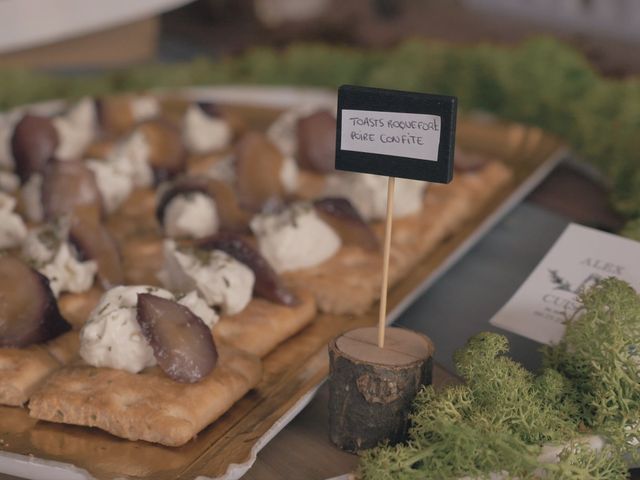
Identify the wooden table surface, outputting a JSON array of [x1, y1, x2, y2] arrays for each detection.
[[243, 365, 459, 480]]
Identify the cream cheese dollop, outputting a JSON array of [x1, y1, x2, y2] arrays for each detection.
[[82, 125, 152, 211], [0, 171, 19, 193], [20, 173, 44, 223], [163, 191, 219, 239], [324, 172, 428, 221], [250, 202, 341, 272], [108, 130, 154, 187], [52, 98, 97, 160], [130, 96, 160, 122], [183, 105, 232, 154], [0, 192, 27, 249], [22, 223, 97, 297], [86, 125, 152, 211], [86, 158, 134, 214], [279, 156, 299, 194], [79, 285, 218, 374], [0, 111, 21, 195], [206, 153, 298, 194], [160, 240, 255, 315]]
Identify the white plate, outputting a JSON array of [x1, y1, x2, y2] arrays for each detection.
[[0, 0, 193, 55], [0, 86, 567, 480]]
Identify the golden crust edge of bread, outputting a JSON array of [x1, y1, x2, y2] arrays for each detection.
[[0, 332, 79, 407], [28, 346, 262, 447], [214, 288, 317, 358]]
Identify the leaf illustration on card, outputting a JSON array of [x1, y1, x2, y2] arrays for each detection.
[[574, 273, 603, 295], [548, 269, 572, 292]]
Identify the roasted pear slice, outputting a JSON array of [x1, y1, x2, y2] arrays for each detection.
[[94, 96, 136, 135], [83, 136, 116, 160], [205, 179, 252, 232], [11, 114, 59, 183], [313, 197, 379, 251], [41, 160, 103, 221], [0, 256, 70, 348], [197, 102, 222, 118], [296, 111, 336, 173], [136, 293, 218, 383], [69, 216, 123, 288], [137, 120, 186, 183], [454, 148, 488, 172], [156, 177, 250, 233], [234, 132, 286, 211], [197, 232, 298, 306]]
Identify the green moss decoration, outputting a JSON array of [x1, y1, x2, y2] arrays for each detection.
[[1, 37, 637, 217], [359, 279, 639, 479], [543, 278, 640, 458]]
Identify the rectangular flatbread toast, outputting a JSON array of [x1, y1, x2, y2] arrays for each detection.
[[0, 332, 79, 406], [214, 289, 316, 358], [28, 344, 262, 447], [57, 286, 104, 330], [29, 420, 190, 478], [284, 161, 512, 314]]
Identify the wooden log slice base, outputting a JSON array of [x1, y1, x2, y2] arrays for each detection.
[[328, 326, 434, 453]]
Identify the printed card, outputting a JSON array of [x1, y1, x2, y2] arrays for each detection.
[[490, 223, 640, 344]]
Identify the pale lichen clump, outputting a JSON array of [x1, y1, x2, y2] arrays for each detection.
[[543, 277, 640, 459]]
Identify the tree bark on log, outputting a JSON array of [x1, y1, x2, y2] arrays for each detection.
[[328, 326, 434, 452]]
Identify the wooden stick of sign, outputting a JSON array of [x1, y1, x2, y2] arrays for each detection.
[[378, 176, 395, 348], [329, 85, 456, 452]]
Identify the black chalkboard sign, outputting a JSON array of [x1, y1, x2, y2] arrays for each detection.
[[335, 85, 457, 183]]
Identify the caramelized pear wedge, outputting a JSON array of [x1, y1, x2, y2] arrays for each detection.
[[200, 102, 247, 138], [83, 136, 116, 160], [197, 232, 298, 306], [41, 160, 103, 221], [296, 111, 336, 173], [94, 96, 135, 135], [69, 216, 123, 288], [313, 197, 379, 251], [206, 179, 252, 232], [197, 102, 222, 118], [11, 114, 59, 183], [0, 256, 70, 348], [136, 293, 218, 383], [156, 177, 250, 232], [234, 132, 286, 211], [454, 147, 488, 172], [137, 120, 186, 183]]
